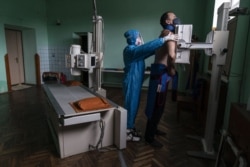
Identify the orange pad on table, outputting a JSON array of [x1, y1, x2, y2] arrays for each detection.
[[70, 97, 112, 112]]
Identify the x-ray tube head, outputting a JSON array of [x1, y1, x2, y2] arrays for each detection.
[[76, 54, 96, 69]]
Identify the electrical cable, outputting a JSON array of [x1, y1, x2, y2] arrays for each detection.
[[92, 0, 97, 18], [89, 119, 105, 151], [119, 151, 128, 167], [88, 118, 118, 153]]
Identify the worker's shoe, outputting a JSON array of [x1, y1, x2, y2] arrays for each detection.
[[126, 128, 141, 142]]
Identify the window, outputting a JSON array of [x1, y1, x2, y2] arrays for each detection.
[[212, 0, 240, 29]]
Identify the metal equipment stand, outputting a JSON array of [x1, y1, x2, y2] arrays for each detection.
[[182, 2, 230, 160]]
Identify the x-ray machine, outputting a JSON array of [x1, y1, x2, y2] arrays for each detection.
[[175, 2, 230, 159], [44, 0, 127, 158]]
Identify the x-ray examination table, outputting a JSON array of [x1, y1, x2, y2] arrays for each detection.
[[43, 84, 127, 158]]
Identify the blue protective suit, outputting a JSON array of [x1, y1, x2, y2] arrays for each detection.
[[123, 29, 165, 129]]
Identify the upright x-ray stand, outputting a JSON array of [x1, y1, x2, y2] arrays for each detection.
[[176, 2, 230, 159]]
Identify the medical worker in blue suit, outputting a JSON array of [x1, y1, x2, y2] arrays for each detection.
[[123, 29, 178, 141]]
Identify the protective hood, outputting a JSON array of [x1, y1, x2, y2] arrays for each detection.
[[124, 29, 140, 45]]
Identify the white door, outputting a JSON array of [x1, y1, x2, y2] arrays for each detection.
[[5, 29, 25, 85]]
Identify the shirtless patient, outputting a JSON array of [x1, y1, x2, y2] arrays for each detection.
[[144, 11, 179, 148], [156, 12, 178, 75]]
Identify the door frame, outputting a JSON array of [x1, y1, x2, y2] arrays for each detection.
[[4, 24, 37, 91], [5, 28, 25, 86]]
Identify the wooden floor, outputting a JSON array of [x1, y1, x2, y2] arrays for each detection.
[[0, 85, 218, 167]]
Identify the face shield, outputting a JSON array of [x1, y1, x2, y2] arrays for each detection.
[[136, 33, 144, 46], [124, 29, 144, 45]]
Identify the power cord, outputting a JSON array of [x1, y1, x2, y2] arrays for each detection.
[[89, 119, 118, 152], [89, 119, 105, 151]]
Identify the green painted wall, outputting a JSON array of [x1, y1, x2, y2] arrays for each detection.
[[1, 1, 249, 126], [0, 0, 249, 154], [45, 0, 209, 88], [46, 0, 208, 67], [0, 0, 217, 93], [223, 0, 250, 128], [0, 26, 8, 92], [0, 0, 48, 92]]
